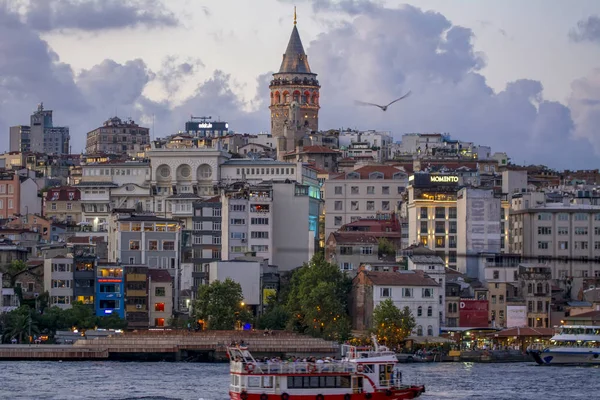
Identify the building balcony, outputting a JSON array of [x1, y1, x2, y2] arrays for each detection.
[[126, 274, 147, 282], [126, 304, 147, 312], [126, 289, 147, 297]]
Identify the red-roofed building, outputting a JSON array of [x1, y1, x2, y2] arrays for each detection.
[[44, 186, 82, 224], [149, 268, 173, 327], [281, 145, 341, 173], [351, 268, 442, 336], [323, 165, 408, 239]]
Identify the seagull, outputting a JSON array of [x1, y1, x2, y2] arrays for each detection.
[[355, 91, 412, 111]]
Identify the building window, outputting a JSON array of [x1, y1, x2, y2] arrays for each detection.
[[575, 213, 589, 221], [381, 201, 390, 211], [537, 213, 551, 221], [334, 186, 342, 195], [382, 186, 390, 195], [155, 287, 166, 296], [417, 306, 422, 316], [350, 186, 359, 195], [213, 208, 221, 217], [422, 288, 433, 298], [341, 262, 353, 271], [361, 246, 373, 255], [435, 207, 445, 219], [558, 213, 569, 221], [230, 204, 246, 212], [538, 226, 552, 235], [351, 201, 359, 211], [250, 231, 269, 239], [51, 203, 57, 210], [251, 245, 269, 252], [367, 186, 375, 195], [427, 306, 432, 317], [537, 241, 549, 250], [163, 241, 175, 251], [558, 227, 569, 235], [334, 201, 343, 211], [380, 288, 391, 297], [435, 236, 445, 248], [154, 303, 165, 312], [230, 218, 246, 225], [148, 240, 158, 251], [559, 241, 569, 250], [420, 208, 428, 219], [427, 326, 433, 336], [403, 288, 413, 298], [435, 221, 445, 234], [129, 240, 140, 250], [417, 326, 423, 336], [575, 227, 588, 235], [334, 216, 342, 226], [449, 207, 457, 219], [251, 217, 269, 225]]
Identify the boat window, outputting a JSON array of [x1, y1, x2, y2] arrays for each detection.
[[263, 377, 273, 388], [310, 377, 319, 387], [287, 376, 351, 389], [248, 377, 261, 388], [364, 364, 375, 373], [325, 377, 336, 388]]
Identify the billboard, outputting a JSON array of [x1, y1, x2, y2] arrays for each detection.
[[506, 305, 527, 328], [459, 299, 489, 328], [412, 173, 460, 188]]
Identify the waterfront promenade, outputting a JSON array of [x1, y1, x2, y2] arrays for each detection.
[[0, 330, 340, 361]]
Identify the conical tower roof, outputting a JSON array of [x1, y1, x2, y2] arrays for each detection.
[[279, 25, 312, 74]]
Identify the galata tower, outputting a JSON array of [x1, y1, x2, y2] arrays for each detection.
[[269, 9, 320, 155]]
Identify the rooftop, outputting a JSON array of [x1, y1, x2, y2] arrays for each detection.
[[148, 269, 173, 283], [361, 270, 439, 287], [333, 165, 407, 180]]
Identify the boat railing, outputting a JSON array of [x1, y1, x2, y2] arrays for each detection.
[[341, 344, 396, 360], [230, 360, 357, 374], [379, 377, 404, 388]]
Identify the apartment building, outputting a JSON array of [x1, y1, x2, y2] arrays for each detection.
[[351, 268, 441, 336], [407, 250, 446, 325], [95, 262, 125, 318], [509, 192, 600, 295], [85, 117, 150, 155], [324, 166, 408, 239], [191, 198, 222, 292], [148, 269, 173, 327], [44, 257, 74, 310], [44, 186, 82, 224], [518, 264, 552, 328], [0, 171, 41, 219], [125, 265, 149, 329]]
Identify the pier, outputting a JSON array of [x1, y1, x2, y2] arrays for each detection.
[[0, 331, 340, 361]]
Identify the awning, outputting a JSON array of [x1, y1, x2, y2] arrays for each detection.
[[488, 327, 555, 338]]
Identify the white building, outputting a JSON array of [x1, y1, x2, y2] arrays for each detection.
[[407, 251, 446, 326], [456, 188, 502, 276], [324, 165, 408, 239], [502, 170, 528, 196], [219, 159, 300, 185], [352, 269, 441, 336], [338, 130, 393, 162], [44, 257, 74, 310], [208, 259, 262, 306]]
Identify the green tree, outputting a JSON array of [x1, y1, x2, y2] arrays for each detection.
[[378, 238, 396, 258], [257, 302, 289, 330], [373, 300, 416, 349], [6, 260, 27, 286], [1, 306, 38, 343], [285, 252, 352, 341], [193, 279, 251, 330], [63, 302, 97, 330]]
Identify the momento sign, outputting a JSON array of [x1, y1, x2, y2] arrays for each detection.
[[430, 175, 459, 183]]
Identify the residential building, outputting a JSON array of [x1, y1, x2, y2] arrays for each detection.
[[445, 281, 461, 327], [0, 238, 28, 269], [281, 146, 340, 172], [44, 257, 74, 310], [9, 126, 31, 152], [149, 269, 173, 327], [6, 214, 52, 242], [509, 192, 600, 296], [85, 117, 150, 155], [25, 103, 70, 155], [351, 268, 441, 336], [338, 130, 394, 162], [324, 166, 408, 239], [0, 170, 41, 219], [219, 159, 299, 185], [406, 248, 446, 326], [519, 264, 552, 328], [125, 265, 149, 329], [69, 237, 98, 308], [96, 263, 125, 318], [326, 232, 381, 274], [13, 261, 44, 301], [44, 186, 82, 224], [191, 197, 222, 293], [270, 17, 320, 153], [456, 188, 503, 275]]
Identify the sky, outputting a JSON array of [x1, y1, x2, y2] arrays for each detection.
[[1, 0, 600, 169]]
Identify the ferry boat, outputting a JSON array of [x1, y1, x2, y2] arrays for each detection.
[[530, 325, 600, 365], [227, 337, 425, 400]]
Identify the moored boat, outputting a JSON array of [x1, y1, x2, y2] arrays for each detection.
[[227, 337, 425, 400], [530, 325, 600, 365]]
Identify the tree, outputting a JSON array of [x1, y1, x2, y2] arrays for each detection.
[[63, 302, 97, 330], [257, 302, 289, 330], [373, 299, 416, 349], [6, 260, 27, 286], [193, 279, 251, 330], [378, 238, 396, 258], [285, 253, 352, 341], [1, 306, 38, 343]]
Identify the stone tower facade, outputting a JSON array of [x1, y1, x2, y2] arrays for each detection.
[[270, 15, 320, 155]]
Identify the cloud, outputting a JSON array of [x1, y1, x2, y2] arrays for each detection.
[[569, 68, 600, 153], [20, 0, 179, 32], [569, 15, 600, 44], [155, 56, 205, 96], [301, 4, 594, 169]]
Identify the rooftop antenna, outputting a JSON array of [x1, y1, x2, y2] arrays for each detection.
[[294, 6, 297, 25], [190, 116, 212, 123]]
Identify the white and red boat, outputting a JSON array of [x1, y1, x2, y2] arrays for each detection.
[[227, 337, 425, 400]]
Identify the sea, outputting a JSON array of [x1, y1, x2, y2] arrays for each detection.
[[0, 361, 598, 400]]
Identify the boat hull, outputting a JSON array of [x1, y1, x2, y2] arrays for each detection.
[[530, 349, 600, 365], [230, 387, 426, 400]]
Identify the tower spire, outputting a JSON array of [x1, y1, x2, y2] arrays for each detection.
[[294, 6, 297, 25]]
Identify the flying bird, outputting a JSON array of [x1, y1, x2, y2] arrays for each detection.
[[355, 91, 412, 111]]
